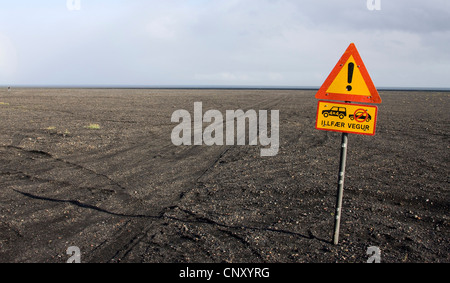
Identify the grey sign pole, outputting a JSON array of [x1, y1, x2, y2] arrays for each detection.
[[333, 132, 349, 245]]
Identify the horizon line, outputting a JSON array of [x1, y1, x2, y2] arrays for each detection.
[[1, 84, 450, 92]]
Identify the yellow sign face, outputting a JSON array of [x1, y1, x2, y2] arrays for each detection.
[[315, 43, 382, 104], [326, 56, 371, 97], [316, 101, 378, 136]]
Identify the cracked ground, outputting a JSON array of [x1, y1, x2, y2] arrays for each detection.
[[0, 88, 448, 263]]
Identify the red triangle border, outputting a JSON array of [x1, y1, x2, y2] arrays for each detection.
[[315, 43, 382, 104]]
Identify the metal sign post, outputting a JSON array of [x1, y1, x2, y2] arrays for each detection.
[[315, 43, 382, 245], [333, 132, 348, 245]]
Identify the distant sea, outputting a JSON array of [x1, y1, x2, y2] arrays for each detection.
[[2, 85, 450, 92]]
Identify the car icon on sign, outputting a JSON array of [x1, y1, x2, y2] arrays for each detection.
[[349, 111, 372, 122], [322, 106, 347, 119]]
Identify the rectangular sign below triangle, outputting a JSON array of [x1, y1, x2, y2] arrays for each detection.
[[316, 100, 378, 136], [315, 43, 382, 104]]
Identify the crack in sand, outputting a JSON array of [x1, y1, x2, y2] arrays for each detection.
[[1, 145, 128, 191]]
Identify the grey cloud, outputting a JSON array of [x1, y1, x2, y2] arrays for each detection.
[[286, 0, 450, 33], [0, 0, 448, 87]]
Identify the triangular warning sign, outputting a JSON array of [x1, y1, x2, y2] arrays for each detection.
[[315, 43, 382, 104]]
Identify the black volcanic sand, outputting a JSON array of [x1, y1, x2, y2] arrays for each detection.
[[0, 88, 448, 263]]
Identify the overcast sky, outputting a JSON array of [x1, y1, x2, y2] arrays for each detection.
[[0, 0, 449, 88]]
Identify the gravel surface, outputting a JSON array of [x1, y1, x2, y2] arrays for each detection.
[[0, 88, 448, 263]]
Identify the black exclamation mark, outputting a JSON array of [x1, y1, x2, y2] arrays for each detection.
[[346, 62, 354, 91]]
